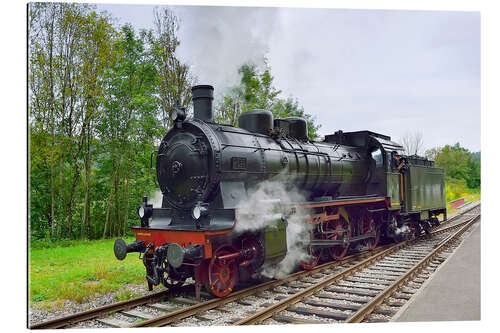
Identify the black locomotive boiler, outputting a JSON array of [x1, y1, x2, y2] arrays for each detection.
[[114, 84, 446, 297]]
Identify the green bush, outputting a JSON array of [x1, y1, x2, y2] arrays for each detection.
[[445, 180, 481, 211], [445, 179, 469, 202]]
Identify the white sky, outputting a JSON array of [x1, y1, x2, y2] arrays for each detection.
[[95, 3, 480, 153]]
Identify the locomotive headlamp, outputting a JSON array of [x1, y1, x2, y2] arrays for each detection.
[[192, 203, 208, 220], [138, 206, 145, 218], [137, 196, 153, 227], [192, 205, 201, 220]]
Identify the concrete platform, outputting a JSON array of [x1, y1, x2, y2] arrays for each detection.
[[394, 220, 481, 322]]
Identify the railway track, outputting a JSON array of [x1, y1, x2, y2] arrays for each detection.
[[29, 202, 480, 328], [30, 245, 387, 328], [236, 213, 480, 325]]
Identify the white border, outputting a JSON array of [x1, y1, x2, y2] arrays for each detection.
[[4, 1, 497, 332]]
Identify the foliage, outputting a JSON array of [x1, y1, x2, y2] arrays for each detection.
[[216, 62, 321, 139], [424, 146, 441, 162], [425, 142, 480, 209], [97, 24, 160, 238], [445, 180, 480, 212], [147, 7, 195, 127], [28, 3, 193, 240], [428, 143, 481, 189]]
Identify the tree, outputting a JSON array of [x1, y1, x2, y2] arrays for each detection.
[[78, 12, 116, 239], [216, 87, 244, 126], [467, 152, 481, 189], [433, 143, 480, 189], [273, 97, 320, 139], [29, 2, 102, 239], [29, 2, 58, 238], [434, 143, 471, 182], [238, 63, 281, 111], [400, 131, 423, 156], [98, 24, 160, 238], [216, 62, 321, 139], [425, 146, 441, 161], [147, 7, 195, 129], [29, 4, 195, 241]]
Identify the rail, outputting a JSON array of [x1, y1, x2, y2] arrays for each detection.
[[235, 211, 480, 325]]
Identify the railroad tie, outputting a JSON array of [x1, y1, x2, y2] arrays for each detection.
[[96, 317, 132, 328], [369, 266, 409, 273], [336, 282, 386, 291], [288, 306, 350, 321], [273, 314, 324, 324], [237, 299, 256, 306], [147, 303, 178, 312], [315, 292, 369, 304], [303, 299, 361, 311], [354, 272, 398, 281], [194, 314, 213, 321], [345, 276, 392, 285], [121, 309, 156, 320], [325, 286, 379, 297], [170, 297, 199, 306]]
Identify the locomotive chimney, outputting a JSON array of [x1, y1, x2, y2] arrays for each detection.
[[192, 85, 214, 122]]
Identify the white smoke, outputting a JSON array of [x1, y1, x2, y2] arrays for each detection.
[[234, 174, 314, 279], [150, 190, 164, 208], [234, 177, 304, 233], [394, 224, 410, 235], [174, 5, 279, 95], [260, 211, 314, 279]]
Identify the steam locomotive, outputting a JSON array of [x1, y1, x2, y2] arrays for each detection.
[[114, 85, 446, 297]]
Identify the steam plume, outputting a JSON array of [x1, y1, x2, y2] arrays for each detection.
[[150, 190, 163, 208], [175, 5, 279, 95], [234, 174, 314, 279]]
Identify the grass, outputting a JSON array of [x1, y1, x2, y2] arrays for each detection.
[[445, 181, 481, 215], [29, 237, 155, 310]]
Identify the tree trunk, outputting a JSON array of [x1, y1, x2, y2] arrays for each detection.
[[113, 168, 120, 237], [67, 165, 79, 238], [48, 9, 56, 238], [50, 121, 55, 237], [56, 135, 64, 239], [102, 190, 112, 239], [67, 117, 86, 238], [82, 122, 92, 239], [123, 177, 129, 236]]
